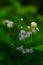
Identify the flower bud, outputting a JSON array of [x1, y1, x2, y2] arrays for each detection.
[[31, 22, 37, 27]]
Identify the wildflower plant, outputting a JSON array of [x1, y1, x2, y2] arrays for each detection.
[[19, 21, 39, 44], [3, 19, 39, 55], [0, 0, 42, 65]]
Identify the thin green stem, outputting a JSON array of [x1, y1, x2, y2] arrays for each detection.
[[9, 28, 12, 35], [31, 33, 32, 43]]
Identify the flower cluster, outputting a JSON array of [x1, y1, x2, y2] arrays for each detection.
[[19, 30, 32, 40], [4, 20, 14, 28], [19, 22, 39, 40], [16, 45, 34, 54], [19, 30, 26, 40], [31, 22, 39, 32]]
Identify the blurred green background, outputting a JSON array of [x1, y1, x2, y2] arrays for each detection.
[[0, 0, 43, 65]]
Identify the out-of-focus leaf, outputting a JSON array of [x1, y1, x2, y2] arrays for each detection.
[[33, 45, 43, 51], [36, 15, 43, 23], [0, 28, 13, 44], [18, 6, 38, 15]]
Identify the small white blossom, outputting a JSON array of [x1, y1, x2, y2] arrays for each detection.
[[29, 48, 33, 53], [16, 47, 20, 51], [25, 49, 30, 53], [36, 27, 39, 31], [4, 20, 14, 28], [8, 21, 14, 24], [25, 33, 30, 38], [19, 30, 32, 40], [20, 30, 26, 34], [19, 45, 24, 50], [20, 18, 23, 21], [32, 29, 36, 32], [21, 49, 26, 54], [27, 26, 30, 29], [19, 35, 25, 40], [31, 22, 37, 27], [27, 31, 32, 35], [16, 45, 34, 54], [25, 31, 32, 38], [19, 30, 26, 40], [7, 23, 13, 28], [16, 45, 23, 51]]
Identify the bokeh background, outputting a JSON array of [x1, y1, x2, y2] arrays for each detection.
[[0, 0, 43, 65]]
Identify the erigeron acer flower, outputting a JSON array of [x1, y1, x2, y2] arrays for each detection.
[[25, 31, 32, 38], [21, 48, 34, 54], [29, 48, 33, 53], [7, 23, 13, 28], [25, 49, 30, 53], [4, 20, 14, 28], [21, 49, 26, 54], [16, 47, 20, 51], [25, 33, 30, 38], [20, 30, 26, 34], [32, 29, 36, 32], [19, 30, 26, 40], [16, 45, 23, 51], [19, 34, 25, 40], [7, 21, 14, 28], [31, 22, 37, 27]]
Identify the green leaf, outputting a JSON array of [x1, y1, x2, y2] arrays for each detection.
[[0, 28, 13, 44], [33, 45, 43, 51]]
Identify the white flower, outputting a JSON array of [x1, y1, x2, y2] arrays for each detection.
[[7, 23, 13, 28], [7, 21, 14, 28], [32, 29, 36, 32], [19, 45, 24, 50], [20, 18, 23, 21], [8, 21, 14, 24], [16, 45, 23, 51], [20, 45, 23, 50], [25, 33, 30, 38], [31, 22, 37, 27], [27, 26, 30, 29], [20, 30, 26, 34], [36, 27, 39, 31], [19, 30, 26, 40], [29, 48, 33, 53], [4, 20, 14, 28], [25, 49, 30, 53], [27, 31, 32, 35], [21, 49, 26, 54], [25, 31, 32, 38], [16, 47, 20, 51], [19, 34, 25, 40]]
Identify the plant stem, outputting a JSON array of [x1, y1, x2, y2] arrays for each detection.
[[31, 33, 32, 43]]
